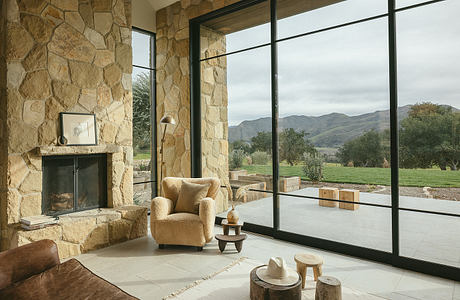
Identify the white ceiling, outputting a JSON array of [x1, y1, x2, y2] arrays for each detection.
[[147, 0, 178, 11]]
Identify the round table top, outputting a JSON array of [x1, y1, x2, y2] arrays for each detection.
[[221, 219, 243, 227], [294, 253, 323, 266], [215, 234, 247, 242]]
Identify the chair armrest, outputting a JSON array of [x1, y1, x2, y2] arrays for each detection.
[[199, 197, 216, 242], [0, 239, 60, 290], [150, 196, 174, 221]]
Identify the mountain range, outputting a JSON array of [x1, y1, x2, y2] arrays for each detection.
[[229, 106, 413, 148]]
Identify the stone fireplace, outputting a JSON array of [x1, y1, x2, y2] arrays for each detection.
[[0, 0, 147, 258], [42, 154, 107, 215]]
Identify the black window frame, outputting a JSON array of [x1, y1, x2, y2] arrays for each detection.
[[189, 0, 460, 281], [132, 27, 158, 199]]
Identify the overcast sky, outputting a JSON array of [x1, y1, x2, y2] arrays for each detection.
[[224, 0, 460, 125], [131, 0, 460, 126]]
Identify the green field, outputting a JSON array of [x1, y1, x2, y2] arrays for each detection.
[[134, 151, 151, 160], [240, 164, 460, 188]]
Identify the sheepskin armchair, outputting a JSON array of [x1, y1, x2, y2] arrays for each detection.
[[150, 177, 220, 250]]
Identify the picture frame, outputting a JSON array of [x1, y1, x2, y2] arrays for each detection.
[[59, 112, 97, 146]]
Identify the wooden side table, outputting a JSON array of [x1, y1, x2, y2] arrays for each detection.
[[221, 219, 243, 235], [216, 219, 246, 253], [294, 253, 323, 288]]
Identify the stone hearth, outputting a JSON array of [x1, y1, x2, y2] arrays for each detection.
[[7, 206, 147, 259]]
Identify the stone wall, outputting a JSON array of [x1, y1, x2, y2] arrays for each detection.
[[156, 0, 237, 213], [0, 0, 137, 251], [200, 27, 229, 213], [0, 1, 8, 242]]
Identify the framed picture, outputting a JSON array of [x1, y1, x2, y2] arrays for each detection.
[[59, 113, 97, 146]]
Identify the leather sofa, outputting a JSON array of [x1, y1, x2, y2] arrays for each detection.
[[0, 239, 137, 299], [150, 177, 220, 250]]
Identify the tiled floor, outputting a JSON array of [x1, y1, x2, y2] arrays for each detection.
[[76, 226, 459, 300]]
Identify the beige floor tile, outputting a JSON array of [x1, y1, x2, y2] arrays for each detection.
[[75, 226, 456, 300]]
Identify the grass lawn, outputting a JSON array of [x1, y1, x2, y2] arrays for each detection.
[[240, 164, 460, 188], [134, 152, 151, 160]]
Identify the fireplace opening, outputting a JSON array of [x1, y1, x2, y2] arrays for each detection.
[[42, 154, 107, 216]]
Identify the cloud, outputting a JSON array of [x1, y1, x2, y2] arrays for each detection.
[[224, 0, 460, 126]]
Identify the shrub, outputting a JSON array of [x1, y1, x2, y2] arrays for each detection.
[[229, 149, 245, 170], [251, 151, 270, 165], [302, 152, 324, 182]]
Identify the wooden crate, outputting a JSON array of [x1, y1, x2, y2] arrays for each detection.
[[339, 189, 360, 210], [319, 187, 338, 207]]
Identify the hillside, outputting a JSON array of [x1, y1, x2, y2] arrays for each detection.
[[228, 106, 413, 147]]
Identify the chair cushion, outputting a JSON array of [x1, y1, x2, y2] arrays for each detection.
[[0, 258, 136, 300], [154, 213, 206, 246], [175, 180, 210, 214]]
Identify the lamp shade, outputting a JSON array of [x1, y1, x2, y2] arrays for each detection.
[[160, 115, 176, 125]]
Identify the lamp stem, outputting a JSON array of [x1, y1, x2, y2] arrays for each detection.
[[159, 124, 168, 197]]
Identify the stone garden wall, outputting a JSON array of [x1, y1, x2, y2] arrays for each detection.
[[0, 0, 141, 253], [156, 0, 237, 213]]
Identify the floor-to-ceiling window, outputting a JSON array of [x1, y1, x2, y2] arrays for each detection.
[[199, 3, 274, 227], [132, 28, 157, 208], [396, 0, 460, 269], [277, 0, 392, 252], [190, 0, 459, 280]]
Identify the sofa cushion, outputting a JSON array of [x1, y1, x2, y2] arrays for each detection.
[[175, 181, 210, 214], [0, 239, 59, 290], [0, 258, 137, 300]]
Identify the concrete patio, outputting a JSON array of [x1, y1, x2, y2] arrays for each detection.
[[218, 188, 460, 268]]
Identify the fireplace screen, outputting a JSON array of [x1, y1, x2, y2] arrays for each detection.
[[42, 154, 107, 215]]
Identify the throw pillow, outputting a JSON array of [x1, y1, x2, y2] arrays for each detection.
[[175, 181, 211, 214]]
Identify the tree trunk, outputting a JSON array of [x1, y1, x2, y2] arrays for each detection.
[[315, 276, 342, 300]]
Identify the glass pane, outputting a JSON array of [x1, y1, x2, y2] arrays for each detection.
[[200, 1, 269, 59], [133, 180, 153, 209], [278, 17, 392, 251], [43, 157, 75, 215], [202, 45, 273, 227], [397, 0, 460, 267], [78, 156, 106, 210], [277, 0, 387, 40], [132, 30, 151, 68], [396, 0, 431, 9], [132, 66, 152, 201], [400, 211, 460, 268]]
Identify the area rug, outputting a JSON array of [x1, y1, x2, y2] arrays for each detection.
[[165, 258, 386, 300]]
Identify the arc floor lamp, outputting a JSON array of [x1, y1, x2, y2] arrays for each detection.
[[159, 115, 176, 196]]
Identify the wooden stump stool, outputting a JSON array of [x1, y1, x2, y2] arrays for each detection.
[[294, 253, 323, 288], [319, 187, 339, 207], [250, 265, 302, 300], [315, 276, 342, 300]]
